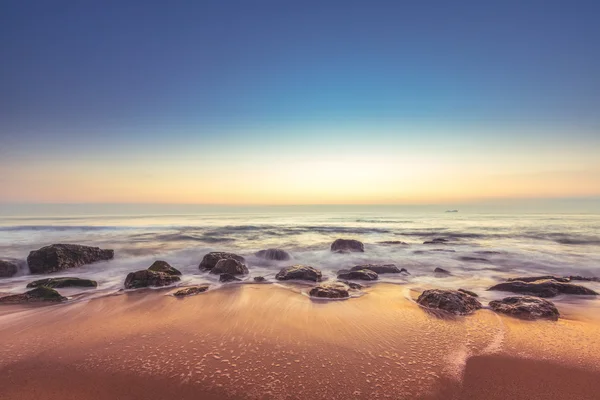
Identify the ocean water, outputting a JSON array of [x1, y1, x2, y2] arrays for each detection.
[[1, 207, 599, 311]]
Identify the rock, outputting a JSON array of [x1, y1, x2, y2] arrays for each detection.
[[417, 289, 483, 315], [27, 244, 114, 274], [488, 280, 598, 298], [219, 273, 242, 283], [569, 275, 600, 282], [423, 238, 449, 245], [434, 267, 451, 275], [330, 239, 364, 253], [173, 285, 209, 297], [309, 282, 350, 299], [148, 260, 181, 276], [337, 269, 378, 281], [458, 288, 479, 297], [414, 249, 456, 254], [210, 258, 248, 275], [26, 277, 97, 289], [507, 275, 570, 283], [275, 265, 322, 282], [350, 264, 409, 274], [489, 296, 559, 321], [255, 248, 290, 261], [124, 270, 180, 289], [253, 276, 267, 282], [199, 252, 245, 270], [337, 280, 364, 290], [378, 241, 408, 245], [0, 260, 19, 277], [0, 287, 67, 304], [458, 256, 490, 263]]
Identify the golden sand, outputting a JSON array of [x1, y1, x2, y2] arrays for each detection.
[[0, 283, 599, 399]]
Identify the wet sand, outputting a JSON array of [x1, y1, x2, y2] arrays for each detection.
[[1, 283, 599, 399]]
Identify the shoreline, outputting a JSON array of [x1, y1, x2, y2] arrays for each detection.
[[1, 283, 600, 399]]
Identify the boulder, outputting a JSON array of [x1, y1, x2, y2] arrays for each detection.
[[255, 248, 291, 261], [124, 270, 180, 289], [27, 244, 114, 274], [507, 275, 570, 283], [27, 277, 97, 289], [330, 239, 364, 253], [199, 252, 245, 270], [337, 269, 378, 281], [488, 280, 598, 298], [275, 265, 322, 282], [0, 287, 66, 304], [434, 267, 451, 275], [253, 276, 267, 282], [210, 258, 248, 275], [0, 260, 19, 277], [219, 273, 242, 283], [350, 264, 408, 274], [417, 289, 482, 315], [309, 282, 350, 299], [148, 260, 181, 276], [489, 296, 559, 321], [458, 288, 479, 297], [173, 285, 210, 297]]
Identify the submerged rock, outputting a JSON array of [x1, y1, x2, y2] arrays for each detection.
[[0, 287, 66, 304], [0, 260, 19, 277], [275, 265, 322, 282], [219, 273, 242, 283], [337, 280, 364, 290], [309, 282, 350, 299], [330, 239, 364, 253], [488, 280, 598, 298], [27, 277, 97, 289], [255, 248, 291, 261], [423, 238, 449, 245], [210, 258, 249, 275], [148, 260, 181, 276], [489, 296, 560, 321], [124, 270, 180, 289], [173, 285, 209, 297], [568, 275, 600, 282], [350, 264, 409, 274], [27, 244, 114, 274], [337, 269, 378, 281], [378, 241, 408, 245], [253, 276, 267, 282], [507, 275, 570, 283], [434, 267, 452, 275], [199, 252, 245, 270], [458, 288, 479, 297], [417, 289, 482, 315], [458, 256, 490, 263]]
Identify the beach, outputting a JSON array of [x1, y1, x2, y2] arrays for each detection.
[[1, 283, 600, 400]]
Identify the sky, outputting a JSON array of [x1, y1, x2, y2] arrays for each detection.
[[1, 0, 599, 205]]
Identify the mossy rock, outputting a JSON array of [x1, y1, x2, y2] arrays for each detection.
[[27, 277, 98, 289], [148, 260, 181, 276]]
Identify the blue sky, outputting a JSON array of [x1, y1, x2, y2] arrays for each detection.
[[1, 1, 599, 204]]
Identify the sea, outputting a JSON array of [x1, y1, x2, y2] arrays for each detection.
[[1, 204, 599, 313]]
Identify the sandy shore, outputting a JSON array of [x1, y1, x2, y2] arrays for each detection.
[[1, 283, 599, 399]]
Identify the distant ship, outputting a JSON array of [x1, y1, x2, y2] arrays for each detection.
[[445, 209, 459, 213]]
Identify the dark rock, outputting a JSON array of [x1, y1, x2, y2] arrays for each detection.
[[330, 239, 364, 253], [337, 269, 378, 281], [337, 280, 364, 290], [275, 265, 322, 282], [434, 267, 451, 275], [423, 238, 449, 245], [458, 256, 490, 263], [414, 249, 456, 254], [378, 241, 408, 245], [489, 296, 560, 321], [210, 258, 248, 275], [0, 287, 66, 304], [27, 244, 114, 274], [417, 289, 482, 315], [173, 285, 209, 297], [253, 276, 267, 282], [124, 270, 180, 289], [350, 264, 409, 274], [148, 260, 181, 276], [488, 280, 598, 298], [219, 273, 241, 283], [507, 275, 570, 283], [199, 252, 245, 270], [27, 277, 97, 289], [569, 276, 600, 282], [255, 248, 290, 261], [309, 282, 350, 299], [474, 250, 503, 255], [458, 288, 479, 297], [0, 260, 19, 277]]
